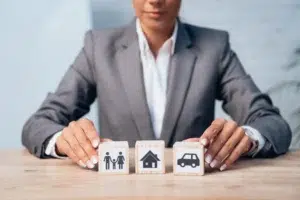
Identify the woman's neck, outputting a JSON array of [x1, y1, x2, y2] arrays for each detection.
[[140, 21, 176, 57]]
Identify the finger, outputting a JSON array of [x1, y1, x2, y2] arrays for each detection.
[[200, 118, 226, 147], [78, 118, 100, 148], [62, 126, 94, 169], [210, 126, 245, 168], [70, 123, 98, 165], [183, 138, 200, 142], [55, 135, 67, 156], [220, 135, 252, 171], [57, 135, 86, 168], [205, 120, 238, 165]]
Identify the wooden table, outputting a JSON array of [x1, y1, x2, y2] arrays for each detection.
[[1, 149, 300, 200]]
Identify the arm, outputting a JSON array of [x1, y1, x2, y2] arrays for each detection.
[[22, 31, 97, 158], [216, 32, 292, 157]]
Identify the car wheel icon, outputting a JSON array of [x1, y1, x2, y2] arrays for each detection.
[[191, 163, 196, 168], [180, 162, 185, 167]]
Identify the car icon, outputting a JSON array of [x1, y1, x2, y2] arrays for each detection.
[[177, 153, 200, 168]]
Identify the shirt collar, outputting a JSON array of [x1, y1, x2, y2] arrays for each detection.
[[136, 18, 178, 55]]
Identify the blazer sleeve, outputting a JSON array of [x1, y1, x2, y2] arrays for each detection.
[[22, 31, 97, 158], [216, 32, 292, 158]]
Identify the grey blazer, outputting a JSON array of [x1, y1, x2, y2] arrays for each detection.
[[22, 19, 292, 158]]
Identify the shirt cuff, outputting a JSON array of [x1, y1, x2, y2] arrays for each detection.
[[45, 131, 67, 159], [242, 126, 266, 157]]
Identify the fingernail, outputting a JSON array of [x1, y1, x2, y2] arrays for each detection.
[[78, 160, 86, 168], [86, 160, 95, 169], [205, 154, 212, 164], [92, 139, 99, 148], [201, 138, 208, 146], [91, 156, 98, 164], [220, 164, 227, 171], [210, 159, 219, 168]]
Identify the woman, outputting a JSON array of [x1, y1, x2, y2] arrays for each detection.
[[22, 0, 291, 171], [117, 152, 125, 170]]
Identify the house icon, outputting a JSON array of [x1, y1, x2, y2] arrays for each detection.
[[140, 150, 160, 168]]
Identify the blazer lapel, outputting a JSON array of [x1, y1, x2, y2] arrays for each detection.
[[160, 22, 198, 146], [115, 21, 156, 140]]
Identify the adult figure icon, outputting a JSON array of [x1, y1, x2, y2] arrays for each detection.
[[117, 152, 125, 170], [103, 152, 112, 170]]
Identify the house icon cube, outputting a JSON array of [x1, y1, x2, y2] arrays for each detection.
[[135, 140, 165, 174]]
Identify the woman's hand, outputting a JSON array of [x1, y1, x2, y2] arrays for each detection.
[[185, 118, 252, 171], [56, 118, 112, 169]]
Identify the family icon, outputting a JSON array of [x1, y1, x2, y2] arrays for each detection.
[[103, 152, 125, 170], [98, 141, 129, 175]]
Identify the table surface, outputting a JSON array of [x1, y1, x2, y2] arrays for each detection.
[[1, 149, 300, 200]]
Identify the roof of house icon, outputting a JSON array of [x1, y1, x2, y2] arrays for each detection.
[[140, 150, 160, 161]]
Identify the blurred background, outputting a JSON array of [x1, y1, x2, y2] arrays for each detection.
[[0, 0, 299, 149]]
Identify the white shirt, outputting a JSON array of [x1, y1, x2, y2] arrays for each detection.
[[46, 19, 265, 158], [136, 19, 178, 138]]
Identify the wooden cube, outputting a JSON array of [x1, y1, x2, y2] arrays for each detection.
[[173, 142, 205, 176], [135, 140, 165, 174], [98, 141, 129, 175]]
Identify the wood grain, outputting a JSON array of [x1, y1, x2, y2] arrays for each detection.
[[0, 149, 300, 200]]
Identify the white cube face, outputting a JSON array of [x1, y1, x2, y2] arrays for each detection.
[[100, 147, 128, 173], [137, 147, 163, 173], [98, 142, 129, 174], [135, 141, 165, 174], [174, 148, 203, 174]]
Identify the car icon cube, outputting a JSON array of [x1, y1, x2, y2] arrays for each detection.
[[177, 153, 200, 168]]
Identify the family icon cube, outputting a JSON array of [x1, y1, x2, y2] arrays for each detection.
[[135, 140, 165, 174], [98, 141, 129, 175], [173, 142, 205, 176]]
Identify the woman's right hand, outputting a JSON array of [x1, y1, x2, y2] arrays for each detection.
[[56, 118, 112, 169]]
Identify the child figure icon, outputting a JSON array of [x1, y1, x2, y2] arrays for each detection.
[[112, 159, 117, 169]]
